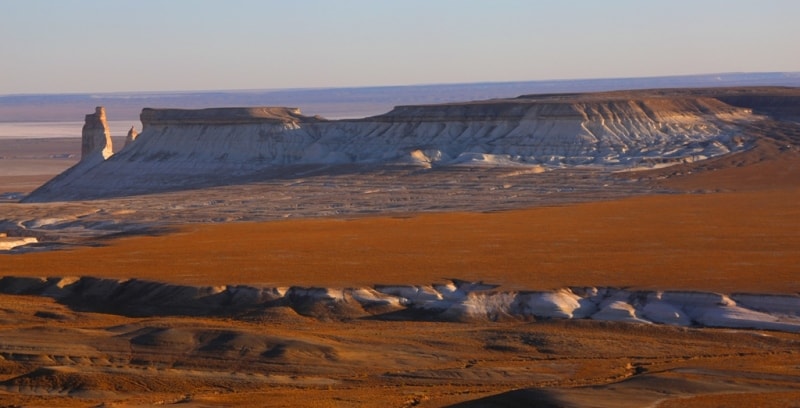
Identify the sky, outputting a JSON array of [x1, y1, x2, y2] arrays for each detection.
[[1, 0, 799, 95]]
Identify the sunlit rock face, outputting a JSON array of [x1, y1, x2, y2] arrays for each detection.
[[23, 92, 759, 202], [81, 106, 113, 160]]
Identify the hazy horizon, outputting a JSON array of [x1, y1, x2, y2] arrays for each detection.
[[3, 71, 800, 128]]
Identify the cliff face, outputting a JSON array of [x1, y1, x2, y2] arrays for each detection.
[[663, 87, 800, 123], [23, 91, 765, 202], [325, 96, 752, 166]]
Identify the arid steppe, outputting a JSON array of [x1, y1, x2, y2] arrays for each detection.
[[1, 89, 799, 407]]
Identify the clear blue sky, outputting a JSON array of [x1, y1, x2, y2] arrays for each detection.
[[1, 0, 798, 95]]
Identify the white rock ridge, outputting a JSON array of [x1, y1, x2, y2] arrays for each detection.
[[23, 94, 758, 202], [1, 276, 797, 332]]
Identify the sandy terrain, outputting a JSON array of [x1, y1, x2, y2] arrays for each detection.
[[1, 95, 800, 406], [0, 136, 126, 195], [1, 293, 799, 407], [2, 186, 799, 295], [0, 138, 78, 195]]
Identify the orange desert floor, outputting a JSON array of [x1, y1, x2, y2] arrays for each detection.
[[3, 186, 799, 294], [1, 141, 800, 407]]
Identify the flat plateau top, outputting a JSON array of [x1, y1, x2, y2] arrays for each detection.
[[139, 106, 320, 125], [137, 86, 800, 122]]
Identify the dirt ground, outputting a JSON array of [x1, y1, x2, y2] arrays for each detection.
[[1, 293, 799, 407], [0, 137, 799, 406], [2, 187, 799, 294]]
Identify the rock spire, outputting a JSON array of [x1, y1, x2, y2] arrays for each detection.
[[81, 106, 113, 160], [124, 126, 138, 148]]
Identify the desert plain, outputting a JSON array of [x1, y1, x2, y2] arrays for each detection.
[[1, 89, 800, 407]]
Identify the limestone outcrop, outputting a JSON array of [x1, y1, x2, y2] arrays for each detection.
[[0, 276, 798, 332], [24, 88, 798, 202], [81, 106, 113, 160], [124, 126, 138, 148]]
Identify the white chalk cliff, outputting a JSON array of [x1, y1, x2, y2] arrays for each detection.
[[24, 93, 758, 202]]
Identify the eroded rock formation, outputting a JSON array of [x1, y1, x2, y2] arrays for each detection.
[[81, 106, 113, 160], [124, 126, 138, 148], [0, 276, 798, 332], [22, 88, 800, 202]]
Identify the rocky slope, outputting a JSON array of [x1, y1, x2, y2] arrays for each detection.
[[23, 88, 776, 202], [1, 276, 798, 332]]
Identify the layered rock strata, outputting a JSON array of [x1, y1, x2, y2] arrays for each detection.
[[24, 91, 761, 202]]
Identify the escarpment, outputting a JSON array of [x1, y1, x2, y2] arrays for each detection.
[[23, 87, 800, 202]]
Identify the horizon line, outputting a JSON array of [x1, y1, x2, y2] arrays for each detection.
[[3, 71, 799, 98]]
